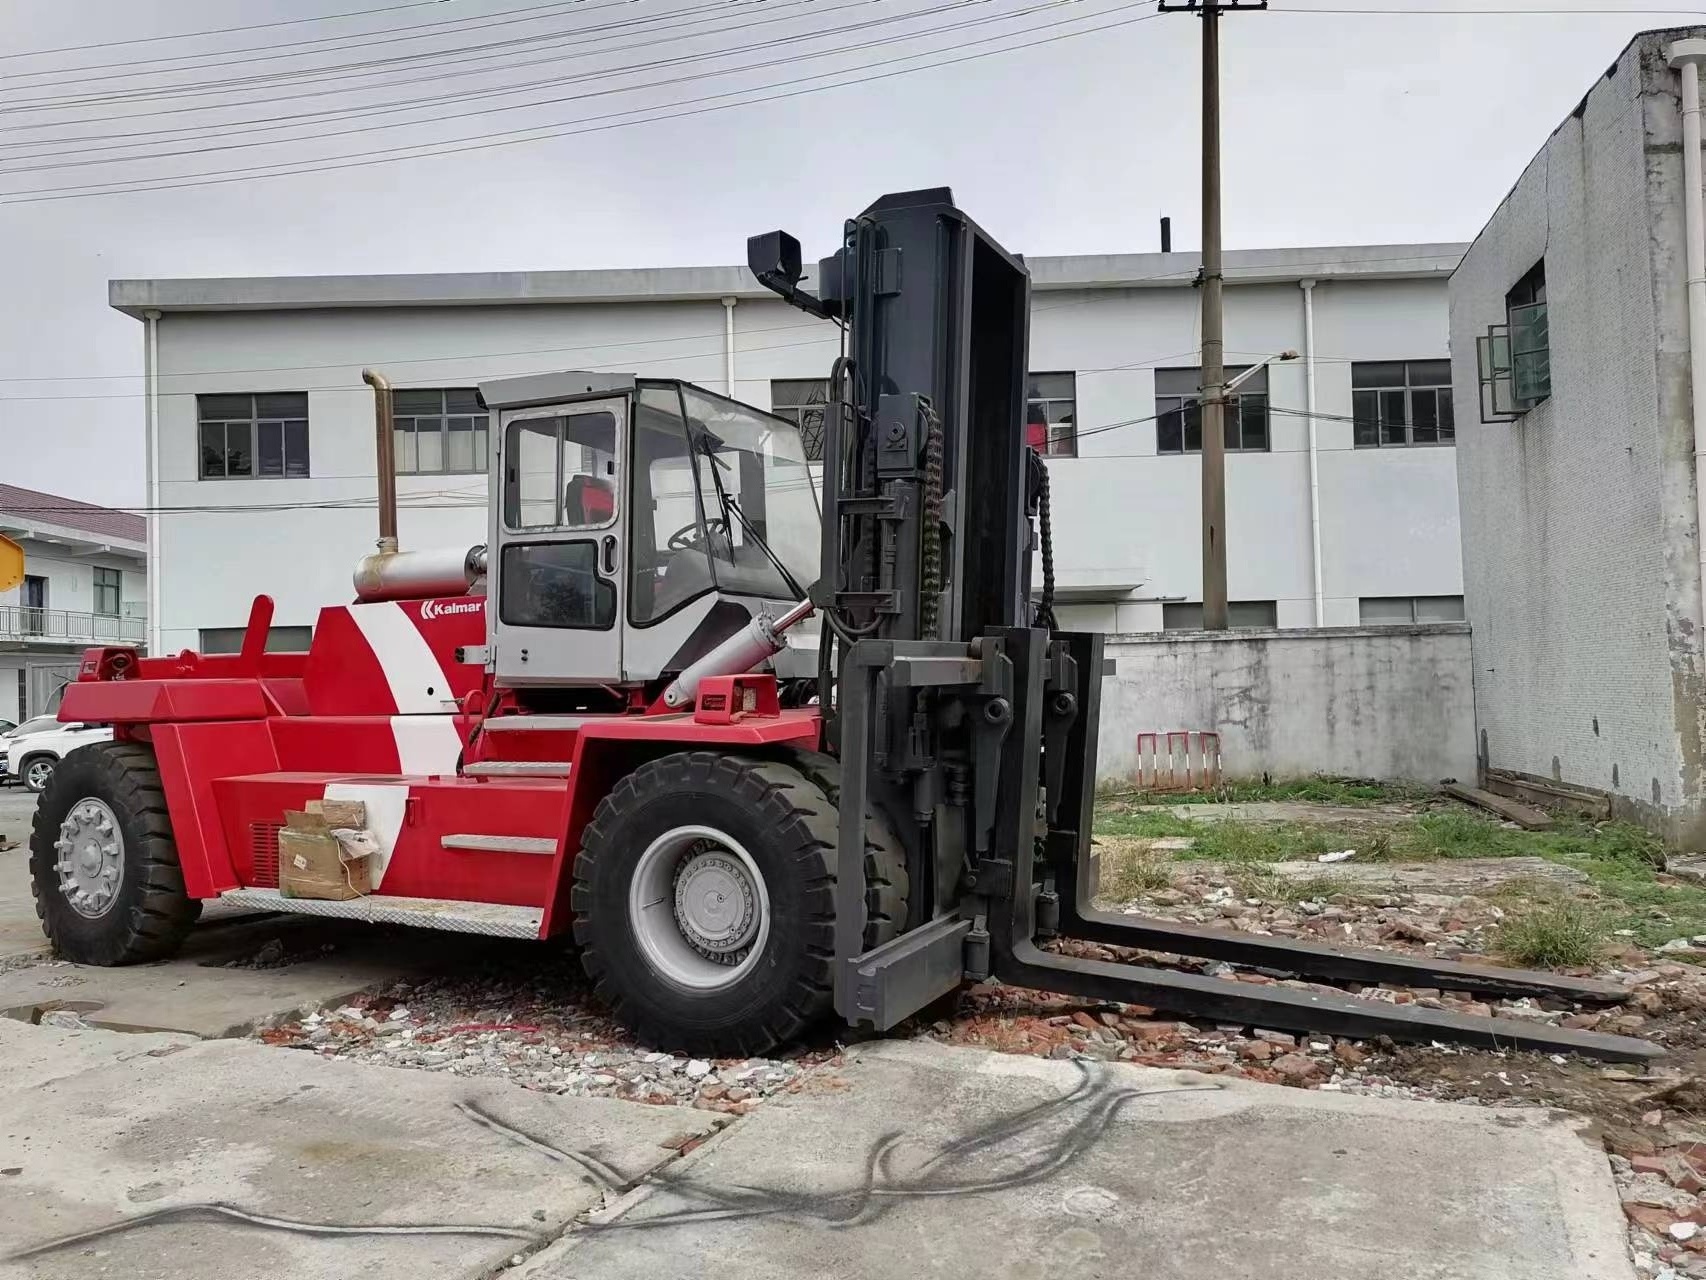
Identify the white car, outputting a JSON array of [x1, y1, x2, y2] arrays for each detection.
[[4, 719, 113, 793]]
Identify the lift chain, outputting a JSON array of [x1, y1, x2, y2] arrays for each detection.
[[918, 396, 945, 640]]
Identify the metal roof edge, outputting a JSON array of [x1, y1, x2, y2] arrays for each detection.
[[111, 242, 1467, 320]]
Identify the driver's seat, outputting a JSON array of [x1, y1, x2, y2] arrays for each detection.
[[564, 475, 615, 526]]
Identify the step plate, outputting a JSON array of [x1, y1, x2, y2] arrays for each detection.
[[218, 889, 544, 939], [441, 834, 557, 855]]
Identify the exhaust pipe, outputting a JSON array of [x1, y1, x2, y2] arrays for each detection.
[[362, 368, 398, 556]]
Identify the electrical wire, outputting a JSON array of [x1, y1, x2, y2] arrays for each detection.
[[0, 0, 463, 61], [0, 0, 751, 105], [0, 0, 864, 148], [0, 5, 1166, 203], [0, 0, 1057, 177]]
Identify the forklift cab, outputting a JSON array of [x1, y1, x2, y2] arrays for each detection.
[[478, 371, 821, 688]]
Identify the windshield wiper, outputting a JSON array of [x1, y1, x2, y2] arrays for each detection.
[[725, 495, 807, 602]]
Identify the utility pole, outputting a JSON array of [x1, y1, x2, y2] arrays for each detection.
[[1160, 0, 1265, 629]]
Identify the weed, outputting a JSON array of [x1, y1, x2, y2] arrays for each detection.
[[1229, 866, 1283, 900], [1100, 854, 1176, 900], [1281, 874, 1348, 903], [1093, 810, 1198, 839], [1095, 775, 1426, 810], [1494, 902, 1607, 968]]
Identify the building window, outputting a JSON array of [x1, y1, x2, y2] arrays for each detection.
[[1359, 595, 1465, 625], [1351, 361, 1454, 447], [198, 393, 309, 479], [198, 624, 313, 654], [92, 567, 121, 617], [1155, 367, 1269, 454], [771, 379, 828, 462], [1026, 373, 1076, 457], [394, 388, 486, 475], [1476, 260, 1549, 420], [1162, 600, 1278, 629]]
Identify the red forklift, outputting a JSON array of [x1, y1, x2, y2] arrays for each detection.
[[31, 189, 1654, 1061]]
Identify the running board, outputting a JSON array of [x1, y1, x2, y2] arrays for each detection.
[[1070, 908, 1630, 1005], [1000, 938, 1659, 1062], [462, 761, 573, 778], [441, 834, 557, 855], [217, 889, 544, 938]]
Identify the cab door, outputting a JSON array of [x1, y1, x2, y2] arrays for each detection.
[[491, 396, 626, 685]]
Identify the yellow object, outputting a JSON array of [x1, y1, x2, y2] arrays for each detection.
[[0, 535, 21, 594]]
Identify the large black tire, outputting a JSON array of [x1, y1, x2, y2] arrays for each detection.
[[572, 751, 906, 1056], [781, 748, 910, 943], [29, 741, 200, 965]]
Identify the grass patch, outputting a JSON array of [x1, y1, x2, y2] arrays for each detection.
[[1100, 854, 1176, 900], [1494, 901, 1607, 968], [1096, 775, 1427, 809], [1093, 810, 1199, 839]]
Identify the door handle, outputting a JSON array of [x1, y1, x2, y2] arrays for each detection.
[[602, 535, 618, 575]]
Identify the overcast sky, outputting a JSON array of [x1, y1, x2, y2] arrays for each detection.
[[0, 0, 1691, 506]]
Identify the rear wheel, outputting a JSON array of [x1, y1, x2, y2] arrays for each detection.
[[29, 742, 200, 965], [572, 751, 906, 1056]]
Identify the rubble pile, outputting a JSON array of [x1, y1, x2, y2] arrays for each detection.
[[256, 974, 825, 1115]]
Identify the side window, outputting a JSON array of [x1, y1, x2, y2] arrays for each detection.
[[502, 410, 618, 531], [500, 543, 615, 630]]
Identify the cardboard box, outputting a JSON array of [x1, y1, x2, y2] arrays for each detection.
[[278, 802, 372, 901]]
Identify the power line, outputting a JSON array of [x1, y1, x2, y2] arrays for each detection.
[[0, 0, 841, 147], [0, 4, 1166, 203], [0, 0, 1036, 176], [0, 0, 460, 62], [0, 0, 794, 110], [0, 0, 688, 99]]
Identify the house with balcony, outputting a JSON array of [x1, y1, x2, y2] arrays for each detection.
[[0, 484, 147, 724]]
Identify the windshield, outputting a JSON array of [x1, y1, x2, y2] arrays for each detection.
[[678, 385, 819, 601], [10, 716, 57, 738]]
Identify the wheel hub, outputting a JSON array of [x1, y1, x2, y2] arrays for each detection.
[[629, 824, 772, 992], [53, 798, 123, 919], [673, 848, 759, 959]]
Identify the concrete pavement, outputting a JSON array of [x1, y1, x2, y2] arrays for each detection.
[[537, 1041, 1636, 1280], [0, 1019, 719, 1280]]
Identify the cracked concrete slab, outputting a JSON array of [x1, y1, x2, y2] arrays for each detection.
[[536, 1040, 1634, 1280], [0, 1020, 717, 1280]]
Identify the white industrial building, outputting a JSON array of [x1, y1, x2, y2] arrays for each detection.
[[0, 485, 148, 724], [111, 241, 1467, 657]]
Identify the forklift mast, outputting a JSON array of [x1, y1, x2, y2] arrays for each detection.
[[752, 188, 1093, 1026], [751, 189, 1654, 1060]]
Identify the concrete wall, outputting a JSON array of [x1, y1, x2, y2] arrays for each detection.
[[1449, 29, 1706, 842], [147, 269, 1465, 651], [1097, 625, 1478, 785]]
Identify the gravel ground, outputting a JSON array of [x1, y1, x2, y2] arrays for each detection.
[[252, 954, 831, 1117]]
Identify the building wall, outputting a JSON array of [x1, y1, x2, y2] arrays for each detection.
[[0, 537, 144, 617], [1449, 30, 1706, 841], [150, 274, 1464, 652], [0, 531, 145, 723], [1096, 625, 1477, 784]]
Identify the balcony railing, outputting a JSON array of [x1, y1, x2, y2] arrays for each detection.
[[0, 605, 146, 646]]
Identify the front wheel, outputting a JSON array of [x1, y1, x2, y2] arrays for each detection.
[[20, 754, 55, 793], [29, 741, 200, 965], [572, 752, 885, 1056]]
